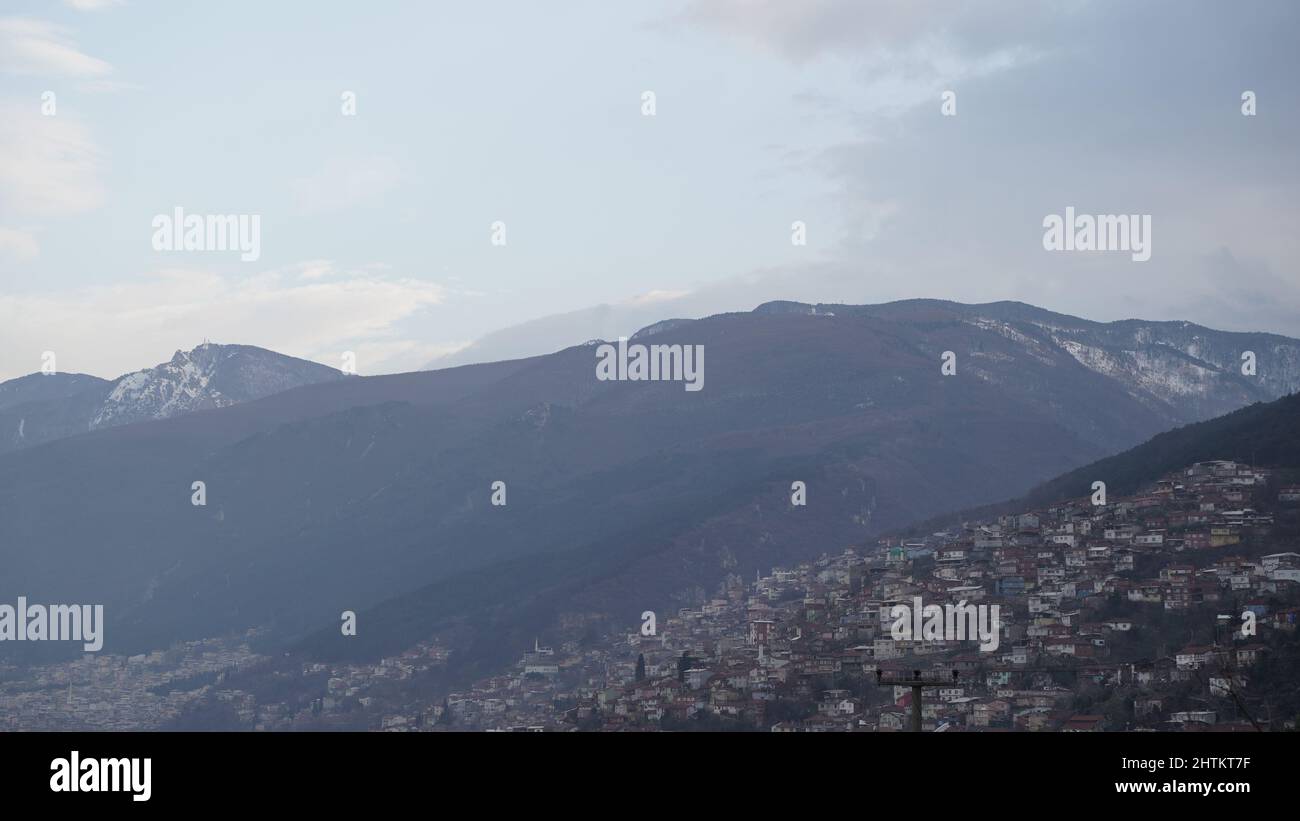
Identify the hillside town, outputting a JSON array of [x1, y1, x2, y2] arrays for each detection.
[[6, 460, 1298, 732], [0, 632, 264, 731], [385, 460, 1300, 732]]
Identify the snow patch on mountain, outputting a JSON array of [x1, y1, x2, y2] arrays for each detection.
[[1127, 348, 1219, 398], [93, 345, 228, 429], [1048, 332, 1228, 402], [965, 317, 1056, 365], [1054, 338, 1124, 379], [89, 342, 342, 431]]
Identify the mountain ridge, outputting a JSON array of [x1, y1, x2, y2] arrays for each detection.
[[0, 343, 344, 455], [3, 300, 1299, 669]]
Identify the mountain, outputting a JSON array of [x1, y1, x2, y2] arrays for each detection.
[[433, 297, 1300, 420], [899, 390, 1300, 538], [824, 300, 1300, 424], [1022, 390, 1300, 503], [0, 343, 344, 455], [0, 372, 110, 411], [3, 300, 1298, 671]]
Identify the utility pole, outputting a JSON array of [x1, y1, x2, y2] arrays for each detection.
[[876, 669, 959, 732]]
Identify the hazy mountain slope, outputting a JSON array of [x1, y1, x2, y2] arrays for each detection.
[[0, 372, 109, 411], [1020, 391, 1300, 512], [0, 384, 108, 453], [3, 302, 1298, 667], [894, 390, 1300, 540]]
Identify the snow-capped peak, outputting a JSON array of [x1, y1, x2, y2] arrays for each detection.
[[89, 343, 342, 431]]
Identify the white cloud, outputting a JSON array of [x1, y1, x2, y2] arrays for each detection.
[[677, 0, 1057, 117], [353, 339, 473, 375], [0, 18, 112, 78], [64, 0, 125, 10], [0, 263, 447, 381], [676, 0, 1071, 63], [267, 259, 337, 281], [621, 289, 693, 306], [292, 156, 402, 215], [0, 101, 105, 216], [0, 227, 39, 260]]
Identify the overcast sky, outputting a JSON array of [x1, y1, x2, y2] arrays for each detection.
[[1, 0, 1297, 381]]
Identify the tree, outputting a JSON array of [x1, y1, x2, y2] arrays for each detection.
[[635, 653, 646, 683]]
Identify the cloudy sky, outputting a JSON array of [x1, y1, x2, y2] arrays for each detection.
[[1, 0, 1297, 381]]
